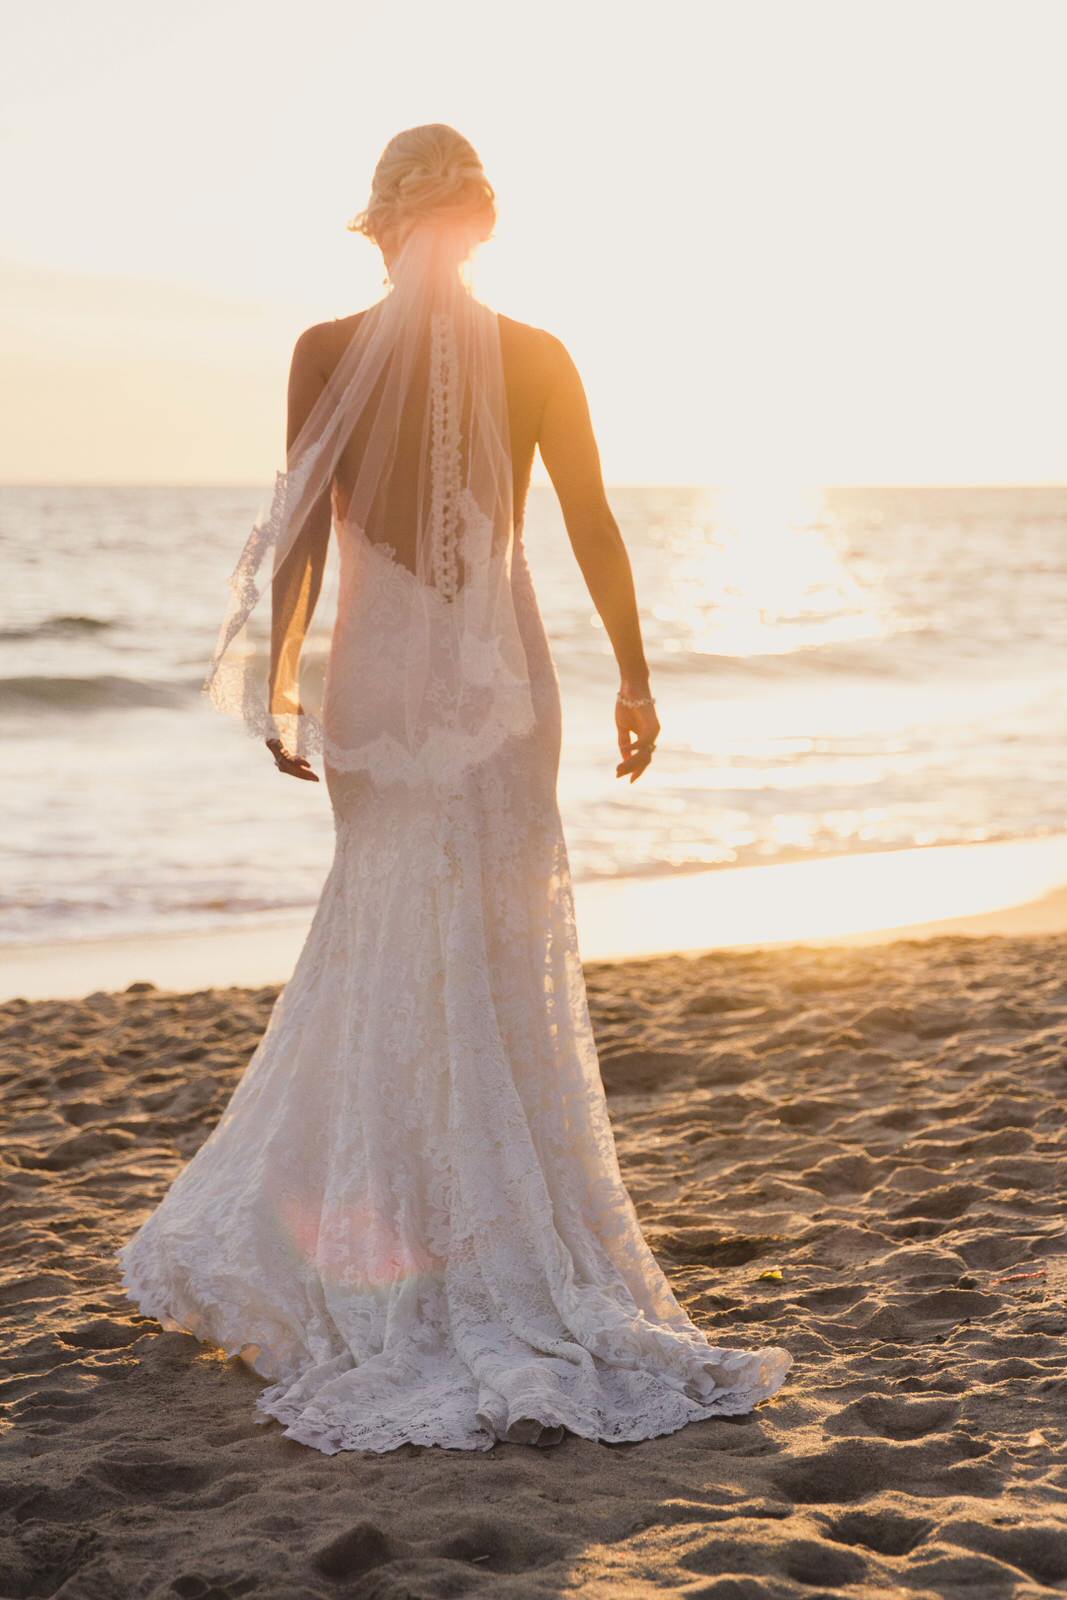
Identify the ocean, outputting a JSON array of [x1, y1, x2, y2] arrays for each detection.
[[3, 484, 1065, 948]]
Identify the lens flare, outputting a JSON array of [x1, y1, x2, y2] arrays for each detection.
[[277, 1190, 443, 1292]]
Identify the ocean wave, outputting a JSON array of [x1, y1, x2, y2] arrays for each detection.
[[0, 614, 114, 642], [0, 674, 198, 712], [572, 826, 1061, 884], [648, 631, 941, 680]]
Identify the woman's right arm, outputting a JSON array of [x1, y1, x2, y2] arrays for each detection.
[[266, 325, 333, 781], [537, 336, 660, 783]]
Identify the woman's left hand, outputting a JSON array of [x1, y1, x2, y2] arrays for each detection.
[[266, 737, 319, 782]]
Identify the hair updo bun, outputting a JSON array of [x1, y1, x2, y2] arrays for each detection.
[[350, 124, 496, 255]]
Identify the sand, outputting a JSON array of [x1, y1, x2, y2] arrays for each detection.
[[1, 931, 1066, 1597]]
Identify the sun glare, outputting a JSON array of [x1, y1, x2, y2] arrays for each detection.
[[654, 484, 892, 661]]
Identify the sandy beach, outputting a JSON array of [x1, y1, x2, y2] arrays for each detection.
[[5, 1, 1066, 1589], [2, 930, 1065, 1597]]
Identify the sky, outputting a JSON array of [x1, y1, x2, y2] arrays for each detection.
[[2, 0, 1065, 486]]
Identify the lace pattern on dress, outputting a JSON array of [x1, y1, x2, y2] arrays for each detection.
[[116, 536, 792, 1455]]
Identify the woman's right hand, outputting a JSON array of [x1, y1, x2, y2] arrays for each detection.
[[266, 737, 320, 782], [615, 691, 659, 784]]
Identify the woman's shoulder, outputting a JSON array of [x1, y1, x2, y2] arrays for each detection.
[[290, 308, 576, 393], [498, 312, 570, 362], [291, 312, 371, 380], [496, 315, 577, 399]]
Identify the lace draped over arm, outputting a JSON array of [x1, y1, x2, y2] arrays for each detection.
[[267, 493, 331, 732], [267, 331, 333, 739]]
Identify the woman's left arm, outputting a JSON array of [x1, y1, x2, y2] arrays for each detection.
[[537, 334, 660, 783]]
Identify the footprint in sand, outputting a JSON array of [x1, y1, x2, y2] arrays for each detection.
[[780, 1537, 870, 1588], [59, 1099, 113, 1126], [435, 1517, 566, 1572], [311, 1520, 400, 1579], [891, 1182, 987, 1220], [170, 1576, 257, 1599], [770, 1434, 1003, 1505], [824, 1506, 934, 1557], [23, 1127, 137, 1171], [56, 1317, 145, 1350], [650, 1227, 781, 1268], [940, 1517, 1067, 1586], [598, 1048, 693, 1094], [825, 1394, 961, 1440], [90, 1454, 217, 1498], [13, 1390, 98, 1427]]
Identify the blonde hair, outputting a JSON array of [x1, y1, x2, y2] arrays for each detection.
[[349, 124, 496, 254]]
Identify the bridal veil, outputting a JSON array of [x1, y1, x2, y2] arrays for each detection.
[[204, 218, 535, 786]]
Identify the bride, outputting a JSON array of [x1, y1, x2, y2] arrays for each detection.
[[117, 124, 791, 1453]]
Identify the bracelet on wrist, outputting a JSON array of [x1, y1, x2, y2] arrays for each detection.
[[617, 690, 656, 708]]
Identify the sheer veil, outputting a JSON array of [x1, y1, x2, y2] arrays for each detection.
[[204, 217, 535, 786]]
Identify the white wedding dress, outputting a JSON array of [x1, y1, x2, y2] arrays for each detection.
[[117, 219, 790, 1450], [116, 513, 792, 1454]]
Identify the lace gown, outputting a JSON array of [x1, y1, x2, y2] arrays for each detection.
[[116, 517, 792, 1454]]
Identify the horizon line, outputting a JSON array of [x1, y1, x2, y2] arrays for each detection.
[[2, 479, 1066, 493]]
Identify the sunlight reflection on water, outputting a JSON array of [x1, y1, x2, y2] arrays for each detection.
[[653, 483, 893, 661]]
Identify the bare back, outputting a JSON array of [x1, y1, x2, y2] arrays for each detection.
[[285, 299, 654, 767], [291, 308, 611, 536]]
